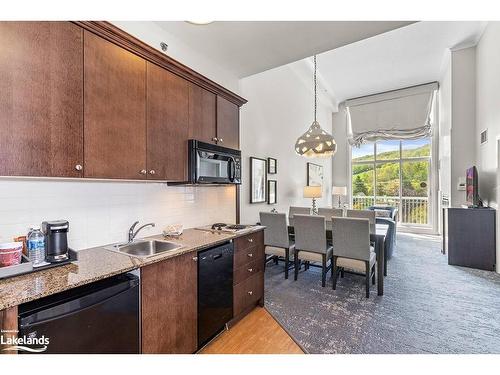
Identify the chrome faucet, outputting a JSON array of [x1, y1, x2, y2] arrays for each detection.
[[128, 221, 155, 242]]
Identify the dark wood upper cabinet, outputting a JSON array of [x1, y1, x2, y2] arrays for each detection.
[[0, 22, 84, 177], [83, 30, 147, 179], [141, 252, 197, 354], [217, 96, 240, 149], [147, 63, 189, 181], [188, 83, 217, 145]]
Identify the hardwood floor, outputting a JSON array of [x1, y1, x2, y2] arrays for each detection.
[[200, 307, 304, 354]]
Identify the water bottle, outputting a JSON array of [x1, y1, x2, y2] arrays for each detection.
[[27, 226, 45, 266]]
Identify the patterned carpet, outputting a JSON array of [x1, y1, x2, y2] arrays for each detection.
[[264, 233, 500, 354]]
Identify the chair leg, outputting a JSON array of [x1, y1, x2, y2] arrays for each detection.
[[285, 249, 289, 280], [321, 255, 326, 287], [365, 261, 370, 298], [294, 251, 299, 281], [274, 255, 278, 265], [340, 268, 345, 278], [332, 256, 338, 290], [305, 261, 310, 270], [372, 264, 376, 285], [330, 256, 334, 278]]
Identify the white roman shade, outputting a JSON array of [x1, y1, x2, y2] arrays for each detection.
[[345, 82, 438, 146]]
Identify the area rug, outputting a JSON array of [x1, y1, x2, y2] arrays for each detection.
[[264, 233, 500, 354]]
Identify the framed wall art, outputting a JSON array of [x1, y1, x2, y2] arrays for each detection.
[[267, 180, 277, 204], [307, 162, 323, 188], [250, 157, 267, 203], [268, 157, 277, 174]]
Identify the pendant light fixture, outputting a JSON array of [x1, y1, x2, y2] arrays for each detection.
[[295, 55, 337, 158]]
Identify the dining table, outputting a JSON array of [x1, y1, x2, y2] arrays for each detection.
[[288, 222, 388, 296]]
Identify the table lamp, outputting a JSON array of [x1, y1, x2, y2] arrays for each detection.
[[332, 186, 347, 208], [303, 186, 322, 215]]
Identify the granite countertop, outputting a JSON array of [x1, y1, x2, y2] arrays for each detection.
[[0, 226, 264, 311]]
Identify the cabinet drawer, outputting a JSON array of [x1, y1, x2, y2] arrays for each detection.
[[233, 272, 264, 317], [234, 231, 264, 253], [234, 243, 264, 269], [234, 257, 264, 286]]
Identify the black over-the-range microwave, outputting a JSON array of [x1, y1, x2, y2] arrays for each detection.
[[188, 140, 241, 184]]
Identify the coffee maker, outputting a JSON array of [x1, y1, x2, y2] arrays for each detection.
[[42, 220, 70, 263]]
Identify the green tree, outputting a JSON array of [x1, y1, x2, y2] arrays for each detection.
[[353, 175, 367, 196]]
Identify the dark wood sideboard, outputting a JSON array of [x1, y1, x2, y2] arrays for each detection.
[[443, 207, 496, 271]]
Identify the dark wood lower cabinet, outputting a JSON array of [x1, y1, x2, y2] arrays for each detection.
[[0, 306, 18, 354], [232, 231, 265, 323], [233, 272, 264, 317], [141, 252, 197, 354]]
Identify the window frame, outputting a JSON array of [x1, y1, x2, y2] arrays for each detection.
[[350, 138, 432, 227]]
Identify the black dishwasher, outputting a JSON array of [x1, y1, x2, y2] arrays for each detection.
[[197, 241, 234, 349], [18, 272, 140, 354]]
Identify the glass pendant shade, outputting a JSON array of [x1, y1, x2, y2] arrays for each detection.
[[295, 121, 337, 158], [295, 55, 337, 158]]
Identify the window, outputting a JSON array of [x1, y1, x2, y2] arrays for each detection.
[[351, 138, 431, 226]]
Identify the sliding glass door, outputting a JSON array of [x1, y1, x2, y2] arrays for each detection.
[[351, 138, 432, 228]]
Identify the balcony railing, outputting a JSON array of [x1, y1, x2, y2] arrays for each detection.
[[352, 196, 429, 225]]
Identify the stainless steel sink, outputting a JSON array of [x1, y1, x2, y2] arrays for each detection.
[[105, 239, 183, 258]]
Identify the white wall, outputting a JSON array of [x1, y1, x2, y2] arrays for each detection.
[[438, 50, 452, 209], [476, 22, 500, 207], [475, 22, 500, 272], [450, 47, 477, 207], [438, 47, 477, 209], [331, 104, 349, 204], [111, 21, 240, 93], [0, 179, 235, 250], [239, 60, 335, 224]]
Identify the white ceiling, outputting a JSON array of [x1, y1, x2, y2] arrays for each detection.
[[155, 21, 413, 78], [317, 21, 488, 104]]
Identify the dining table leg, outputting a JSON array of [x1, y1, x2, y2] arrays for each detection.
[[376, 236, 385, 296]]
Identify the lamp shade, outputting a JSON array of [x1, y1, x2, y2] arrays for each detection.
[[332, 186, 347, 195], [303, 186, 322, 198]]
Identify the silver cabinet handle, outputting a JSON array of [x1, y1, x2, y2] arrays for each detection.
[[219, 138, 223, 143], [75, 164, 83, 171], [248, 238, 253, 243], [247, 268, 253, 272], [140, 169, 147, 175], [212, 137, 218, 142], [248, 291, 253, 295], [192, 256, 198, 262], [149, 170, 156, 175], [247, 253, 253, 258]]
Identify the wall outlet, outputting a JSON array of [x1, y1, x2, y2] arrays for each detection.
[[457, 177, 466, 191]]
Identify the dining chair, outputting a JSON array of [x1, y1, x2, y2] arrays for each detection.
[[293, 214, 333, 287], [331, 217, 376, 298], [260, 212, 295, 279], [346, 209, 376, 234], [318, 208, 343, 231], [288, 206, 311, 227]]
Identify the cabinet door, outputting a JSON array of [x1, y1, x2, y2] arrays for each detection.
[[216, 96, 240, 149], [84, 31, 147, 179], [188, 83, 217, 144], [147, 63, 189, 181], [141, 252, 197, 354], [0, 22, 83, 177]]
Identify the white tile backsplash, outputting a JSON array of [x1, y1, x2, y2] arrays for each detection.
[[0, 179, 236, 250]]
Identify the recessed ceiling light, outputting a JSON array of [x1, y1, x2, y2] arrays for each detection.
[[185, 21, 214, 25]]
